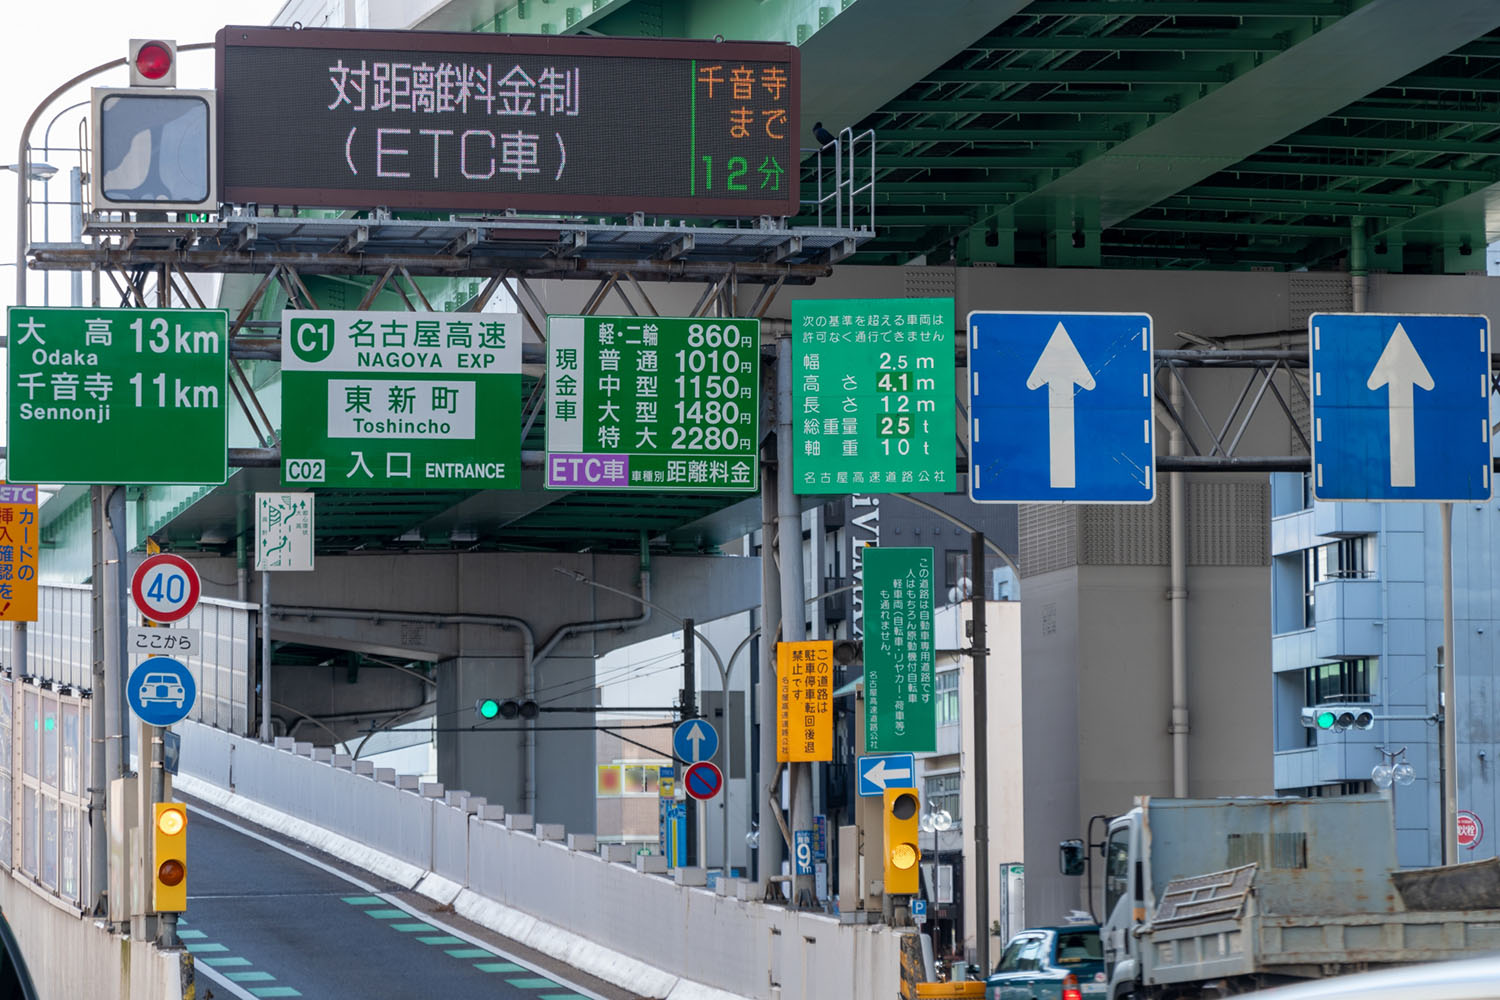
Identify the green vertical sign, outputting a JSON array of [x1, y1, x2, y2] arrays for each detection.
[[545, 316, 759, 491], [791, 298, 956, 494], [7, 307, 228, 484], [280, 310, 522, 489], [864, 546, 936, 753]]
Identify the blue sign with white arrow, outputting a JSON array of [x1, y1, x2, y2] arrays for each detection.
[[673, 718, 719, 763], [1310, 313, 1491, 502], [969, 311, 1155, 503], [127, 656, 196, 727], [858, 752, 916, 797]]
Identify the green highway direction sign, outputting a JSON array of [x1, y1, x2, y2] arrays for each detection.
[[863, 546, 936, 753], [281, 310, 522, 489], [7, 307, 228, 484], [545, 316, 759, 491], [792, 297, 956, 495]]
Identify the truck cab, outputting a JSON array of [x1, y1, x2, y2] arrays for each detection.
[[1099, 810, 1142, 1000]]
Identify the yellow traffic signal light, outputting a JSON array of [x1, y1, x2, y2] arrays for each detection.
[[153, 802, 187, 912], [883, 788, 920, 895]]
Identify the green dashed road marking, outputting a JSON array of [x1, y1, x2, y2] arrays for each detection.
[[445, 948, 493, 959], [363, 908, 408, 919], [390, 922, 434, 932], [342, 895, 384, 905], [202, 957, 252, 968], [506, 978, 561, 989], [177, 929, 208, 940], [418, 936, 465, 946], [227, 972, 277, 983], [185, 942, 228, 953], [248, 988, 302, 998], [475, 962, 525, 973]]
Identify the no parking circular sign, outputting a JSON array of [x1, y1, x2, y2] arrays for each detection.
[[131, 553, 201, 624], [684, 761, 723, 801]]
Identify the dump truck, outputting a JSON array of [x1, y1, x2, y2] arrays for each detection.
[[1059, 795, 1500, 999]]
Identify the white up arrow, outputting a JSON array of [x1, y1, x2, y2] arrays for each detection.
[[684, 721, 708, 762], [1366, 322, 1433, 488], [864, 758, 912, 790], [1026, 322, 1095, 488]]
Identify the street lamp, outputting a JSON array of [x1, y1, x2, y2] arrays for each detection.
[[4, 162, 58, 182]]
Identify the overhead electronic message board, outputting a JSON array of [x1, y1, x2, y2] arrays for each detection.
[[7, 307, 228, 485], [217, 26, 799, 217], [792, 297, 956, 494], [546, 315, 760, 492], [280, 310, 522, 490]]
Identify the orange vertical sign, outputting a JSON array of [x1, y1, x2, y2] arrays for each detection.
[[0, 484, 39, 622], [777, 640, 834, 762]]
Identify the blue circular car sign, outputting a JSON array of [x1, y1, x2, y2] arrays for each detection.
[[127, 657, 196, 727]]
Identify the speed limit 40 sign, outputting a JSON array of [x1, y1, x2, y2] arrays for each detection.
[[131, 553, 202, 623]]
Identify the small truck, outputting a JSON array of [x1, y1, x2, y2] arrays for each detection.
[[1059, 795, 1500, 999]]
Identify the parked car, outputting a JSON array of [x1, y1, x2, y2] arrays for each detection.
[[987, 925, 1106, 1000], [1244, 955, 1500, 999]]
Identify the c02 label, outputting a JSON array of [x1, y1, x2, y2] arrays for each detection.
[[284, 458, 327, 483]]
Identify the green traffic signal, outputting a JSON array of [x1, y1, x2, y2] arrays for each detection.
[[1316, 709, 1337, 730], [476, 698, 501, 720]]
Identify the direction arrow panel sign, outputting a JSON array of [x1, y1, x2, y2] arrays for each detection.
[[1310, 313, 1491, 502], [968, 311, 1154, 503], [858, 753, 916, 797]]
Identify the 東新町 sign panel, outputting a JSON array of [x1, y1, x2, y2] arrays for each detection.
[[280, 310, 522, 490], [863, 546, 936, 754], [792, 297, 956, 495], [545, 316, 759, 492], [7, 307, 228, 485], [217, 26, 798, 217]]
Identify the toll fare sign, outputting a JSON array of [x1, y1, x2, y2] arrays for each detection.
[[792, 298, 956, 494], [546, 316, 759, 491], [280, 310, 522, 489], [7, 307, 228, 484]]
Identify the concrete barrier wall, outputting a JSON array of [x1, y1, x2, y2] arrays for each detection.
[[0, 877, 185, 1000], [177, 722, 903, 1000]]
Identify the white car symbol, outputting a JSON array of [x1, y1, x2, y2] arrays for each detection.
[[139, 673, 186, 710]]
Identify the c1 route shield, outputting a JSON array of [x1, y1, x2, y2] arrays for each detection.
[[673, 718, 719, 763], [968, 311, 1154, 503], [127, 657, 196, 727], [1309, 313, 1491, 502]]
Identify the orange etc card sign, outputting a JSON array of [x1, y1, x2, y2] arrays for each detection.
[[777, 640, 834, 762], [0, 485, 39, 622]]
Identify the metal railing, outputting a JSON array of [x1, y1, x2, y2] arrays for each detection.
[[804, 127, 877, 232]]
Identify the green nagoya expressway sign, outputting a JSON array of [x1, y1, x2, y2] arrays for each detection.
[[863, 546, 937, 753]]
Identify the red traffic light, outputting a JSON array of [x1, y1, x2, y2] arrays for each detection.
[[135, 42, 173, 81]]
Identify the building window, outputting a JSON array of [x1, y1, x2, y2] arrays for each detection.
[[925, 772, 961, 823], [1317, 537, 1375, 580], [945, 550, 970, 592], [1302, 549, 1317, 628], [935, 670, 960, 726]]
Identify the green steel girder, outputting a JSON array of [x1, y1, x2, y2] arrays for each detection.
[[879, 98, 1179, 114], [1158, 196, 1416, 219], [1021, 1, 1348, 16], [1339, 102, 1500, 124], [878, 127, 1126, 142], [1230, 160, 1497, 182], [1111, 218, 1348, 237], [973, 34, 1292, 53], [1177, 184, 1441, 208], [879, 153, 1079, 169], [1397, 75, 1500, 92], [876, 215, 980, 227], [1285, 131, 1500, 155], [923, 68, 1234, 85]]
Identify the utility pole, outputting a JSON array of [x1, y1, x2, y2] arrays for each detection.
[[683, 618, 698, 867], [969, 532, 991, 973]]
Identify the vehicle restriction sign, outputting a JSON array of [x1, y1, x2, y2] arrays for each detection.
[[683, 760, 724, 801], [1458, 810, 1484, 850], [127, 656, 196, 727], [131, 553, 201, 623]]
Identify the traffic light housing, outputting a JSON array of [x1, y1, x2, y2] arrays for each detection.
[[883, 788, 921, 895], [129, 39, 177, 87], [153, 802, 187, 912], [475, 698, 539, 721], [1300, 704, 1375, 733]]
